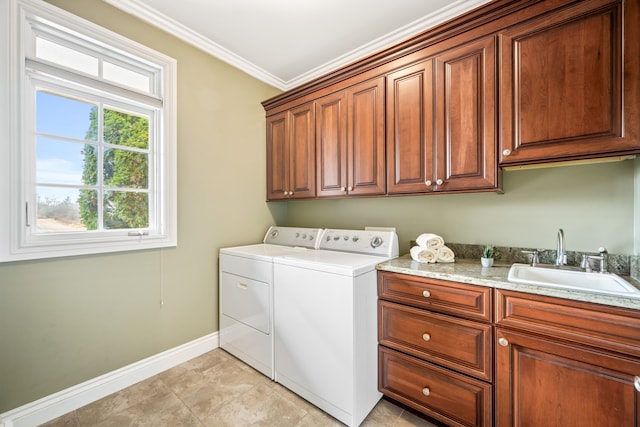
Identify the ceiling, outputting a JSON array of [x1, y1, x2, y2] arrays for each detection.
[[103, 0, 492, 90]]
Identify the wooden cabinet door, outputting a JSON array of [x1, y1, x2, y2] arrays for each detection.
[[316, 91, 347, 197], [495, 328, 640, 427], [434, 36, 497, 192], [266, 103, 315, 200], [346, 77, 386, 196], [317, 77, 385, 198], [288, 102, 315, 199], [266, 111, 289, 200], [499, 0, 639, 165], [386, 59, 435, 194]]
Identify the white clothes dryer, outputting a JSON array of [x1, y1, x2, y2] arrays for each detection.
[[219, 226, 322, 379]]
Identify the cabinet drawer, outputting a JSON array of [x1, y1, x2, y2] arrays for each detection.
[[379, 300, 492, 381], [379, 346, 492, 427], [496, 289, 640, 357], [378, 271, 491, 321]]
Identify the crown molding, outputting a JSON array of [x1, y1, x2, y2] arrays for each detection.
[[103, 0, 490, 91]]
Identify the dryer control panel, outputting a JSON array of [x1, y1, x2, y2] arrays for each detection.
[[262, 226, 323, 248]]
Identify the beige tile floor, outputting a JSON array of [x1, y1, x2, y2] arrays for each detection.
[[40, 348, 441, 427]]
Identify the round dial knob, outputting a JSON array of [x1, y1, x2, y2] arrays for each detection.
[[370, 236, 383, 248]]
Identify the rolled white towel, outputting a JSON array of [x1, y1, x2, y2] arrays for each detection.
[[410, 246, 438, 264], [437, 245, 455, 263], [416, 233, 445, 249]]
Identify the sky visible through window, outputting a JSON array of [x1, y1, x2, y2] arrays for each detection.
[[36, 91, 95, 203]]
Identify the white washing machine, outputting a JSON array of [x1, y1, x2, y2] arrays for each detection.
[[273, 228, 399, 427], [219, 226, 322, 379]]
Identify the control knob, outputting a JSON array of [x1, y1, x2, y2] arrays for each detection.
[[370, 236, 383, 248]]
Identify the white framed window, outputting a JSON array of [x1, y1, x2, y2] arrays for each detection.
[[0, 0, 177, 262]]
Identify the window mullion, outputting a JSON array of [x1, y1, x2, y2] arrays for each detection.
[[97, 102, 104, 231]]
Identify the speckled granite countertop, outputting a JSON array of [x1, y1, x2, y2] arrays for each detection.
[[377, 255, 640, 311]]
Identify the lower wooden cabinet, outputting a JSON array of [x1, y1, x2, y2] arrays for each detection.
[[379, 346, 492, 427], [378, 272, 640, 427], [495, 327, 640, 426], [379, 300, 492, 381], [378, 271, 493, 426]]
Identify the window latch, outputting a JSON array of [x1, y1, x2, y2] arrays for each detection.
[[128, 230, 149, 237]]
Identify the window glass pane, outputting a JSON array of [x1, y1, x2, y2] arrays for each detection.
[[103, 148, 148, 188], [103, 61, 151, 93], [36, 137, 96, 185], [35, 37, 98, 76], [36, 187, 91, 233], [36, 91, 98, 141], [104, 191, 149, 229], [78, 189, 99, 230], [103, 108, 149, 149]]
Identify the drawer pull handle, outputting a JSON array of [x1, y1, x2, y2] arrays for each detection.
[[422, 290, 431, 298], [422, 333, 431, 342], [422, 387, 430, 396], [498, 337, 509, 347], [635, 377, 640, 392]]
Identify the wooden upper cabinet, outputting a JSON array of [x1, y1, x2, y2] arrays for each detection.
[[499, 0, 639, 165], [266, 102, 315, 200], [386, 59, 434, 194], [266, 112, 288, 200], [317, 77, 386, 197], [435, 36, 498, 192], [387, 35, 498, 194]]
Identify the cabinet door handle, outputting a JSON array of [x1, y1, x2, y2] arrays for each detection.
[[422, 290, 431, 298], [347, 186, 353, 191], [436, 179, 443, 185], [422, 387, 430, 396], [422, 333, 431, 342], [503, 149, 511, 156], [634, 377, 640, 392], [340, 186, 346, 191], [498, 337, 509, 347], [425, 180, 432, 186]]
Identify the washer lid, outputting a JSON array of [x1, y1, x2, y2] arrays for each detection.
[[274, 249, 393, 276]]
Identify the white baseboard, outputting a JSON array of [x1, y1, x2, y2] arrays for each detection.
[[0, 332, 219, 427]]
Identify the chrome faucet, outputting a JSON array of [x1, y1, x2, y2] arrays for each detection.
[[555, 228, 567, 266], [580, 247, 609, 273]]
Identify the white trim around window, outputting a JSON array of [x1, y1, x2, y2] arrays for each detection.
[[0, 0, 177, 262]]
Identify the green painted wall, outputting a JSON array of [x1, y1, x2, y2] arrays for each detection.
[[0, 0, 285, 412], [285, 160, 637, 256]]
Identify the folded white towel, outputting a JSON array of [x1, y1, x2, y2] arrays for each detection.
[[416, 233, 445, 249], [410, 246, 438, 264], [437, 245, 455, 263]]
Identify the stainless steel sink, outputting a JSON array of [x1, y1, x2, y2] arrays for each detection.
[[507, 263, 640, 296]]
